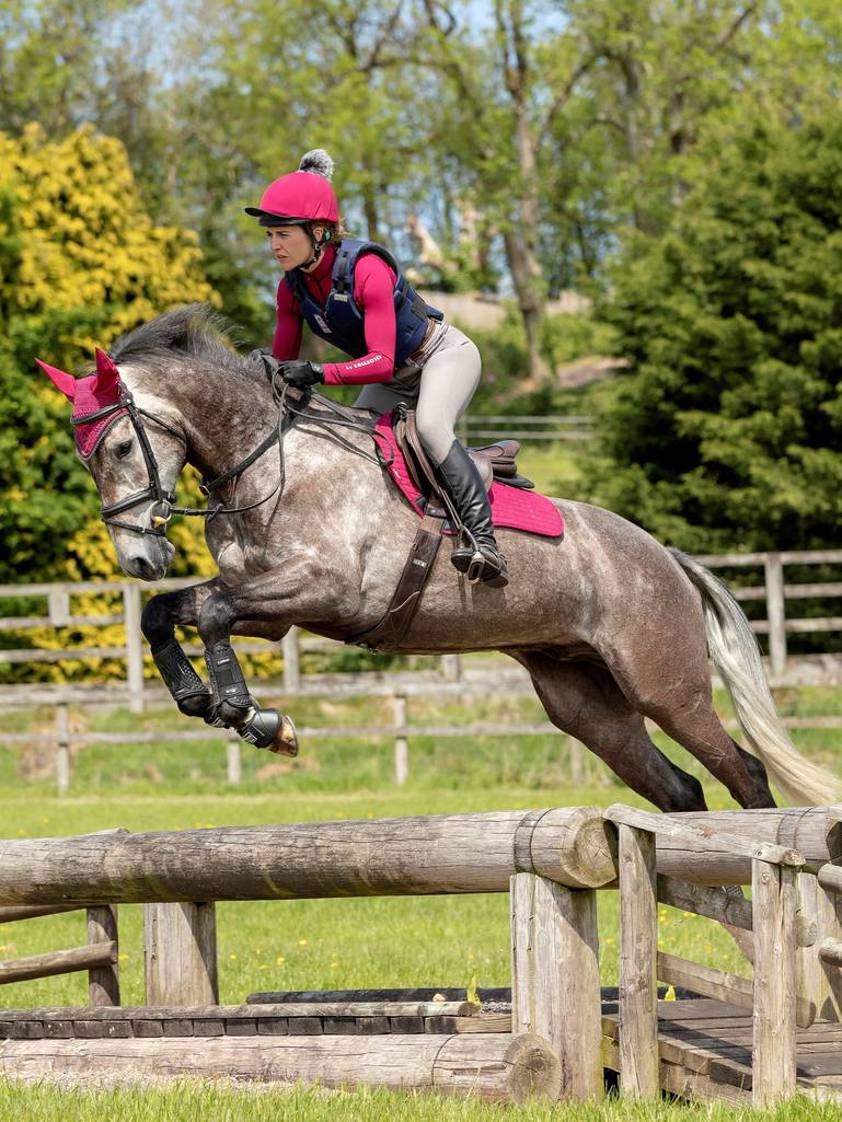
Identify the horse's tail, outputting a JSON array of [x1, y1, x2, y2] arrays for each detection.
[[669, 548, 840, 806]]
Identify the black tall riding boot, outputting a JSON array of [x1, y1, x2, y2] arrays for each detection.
[[436, 440, 508, 587]]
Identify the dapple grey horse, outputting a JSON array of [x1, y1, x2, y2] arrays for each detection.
[[42, 306, 839, 810]]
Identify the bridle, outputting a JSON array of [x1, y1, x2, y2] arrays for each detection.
[[80, 376, 391, 540], [73, 387, 181, 538]]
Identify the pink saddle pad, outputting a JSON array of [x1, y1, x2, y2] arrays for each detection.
[[373, 414, 564, 539]]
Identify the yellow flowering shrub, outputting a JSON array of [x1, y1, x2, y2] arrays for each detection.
[[0, 125, 234, 682]]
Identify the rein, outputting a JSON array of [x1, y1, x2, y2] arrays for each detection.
[[87, 375, 394, 539]]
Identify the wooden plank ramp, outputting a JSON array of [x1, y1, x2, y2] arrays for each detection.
[[602, 998, 842, 1103]]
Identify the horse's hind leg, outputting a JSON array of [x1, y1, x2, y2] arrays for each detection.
[[513, 651, 707, 813], [603, 624, 776, 809]]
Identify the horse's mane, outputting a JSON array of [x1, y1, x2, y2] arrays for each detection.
[[110, 301, 373, 427], [111, 303, 251, 378]]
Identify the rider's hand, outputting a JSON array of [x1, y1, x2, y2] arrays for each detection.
[[278, 360, 325, 388]]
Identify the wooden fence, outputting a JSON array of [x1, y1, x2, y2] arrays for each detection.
[[459, 414, 594, 442], [2, 805, 842, 1103], [3, 548, 842, 793]]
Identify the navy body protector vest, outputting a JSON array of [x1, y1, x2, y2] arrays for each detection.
[[284, 239, 444, 369]]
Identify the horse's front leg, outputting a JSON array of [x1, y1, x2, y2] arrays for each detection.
[[196, 561, 357, 758], [141, 581, 221, 720], [197, 584, 301, 758]]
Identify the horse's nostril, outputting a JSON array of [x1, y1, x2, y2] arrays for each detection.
[[130, 555, 156, 579]]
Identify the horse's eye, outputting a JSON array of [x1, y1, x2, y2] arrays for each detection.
[[114, 439, 133, 460]]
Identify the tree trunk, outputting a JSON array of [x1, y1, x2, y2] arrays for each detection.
[[503, 102, 549, 387]]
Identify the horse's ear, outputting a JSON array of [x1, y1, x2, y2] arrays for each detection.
[[35, 359, 77, 402], [93, 347, 120, 394]]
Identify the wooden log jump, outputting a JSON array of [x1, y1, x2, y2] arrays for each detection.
[[0, 1031, 561, 1101], [1, 804, 841, 1105]]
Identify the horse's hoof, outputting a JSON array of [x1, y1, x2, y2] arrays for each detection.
[[238, 707, 299, 757], [276, 713, 299, 757]]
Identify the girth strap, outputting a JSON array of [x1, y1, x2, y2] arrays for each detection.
[[348, 510, 446, 652]]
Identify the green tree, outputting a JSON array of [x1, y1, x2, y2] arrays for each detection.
[[589, 107, 842, 552]]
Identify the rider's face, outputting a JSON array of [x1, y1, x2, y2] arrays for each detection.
[[266, 225, 325, 271]]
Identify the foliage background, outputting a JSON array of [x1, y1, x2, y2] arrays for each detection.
[[1, 0, 841, 601]]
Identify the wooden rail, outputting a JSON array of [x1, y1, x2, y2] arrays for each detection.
[[0, 905, 119, 1006], [459, 414, 595, 442]]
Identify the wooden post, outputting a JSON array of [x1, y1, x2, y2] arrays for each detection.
[[226, 732, 242, 786], [752, 857, 797, 1106], [47, 588, 70, 627], [55, 703, 70, 797], [122, 584, 145, 714], [617, 824, 659, 1098], [764, 553, 787, 679], [440, 654, 462, 682], [283, 628, 301, 692], [511, 873, 602, 1099], [87, 905, 119, 1006], [568, 737, 585, 786], [144, 902, 218, 1006], [393, 694, 408, 786], [815, 866, 842, 1022]]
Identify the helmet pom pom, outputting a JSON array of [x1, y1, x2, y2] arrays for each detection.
[[298, 149, 334, 181]]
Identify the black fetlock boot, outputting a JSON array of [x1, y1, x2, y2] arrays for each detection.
[[436, 440, 508, 587]]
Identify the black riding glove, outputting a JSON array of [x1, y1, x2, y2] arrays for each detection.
[[278, 360, 325, 388]]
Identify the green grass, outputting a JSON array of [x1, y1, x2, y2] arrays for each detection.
[[515, 442, 584, 497], [5, 1083, 842, 1122], [1, 1083, 840, 1122]]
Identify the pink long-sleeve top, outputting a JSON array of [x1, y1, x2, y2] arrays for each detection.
[[272, 246, 398, 385]]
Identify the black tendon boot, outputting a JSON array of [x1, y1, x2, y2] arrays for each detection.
[[437, 440, 508, 587]]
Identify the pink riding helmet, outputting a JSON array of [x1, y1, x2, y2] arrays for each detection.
[[244, 149, 338, 226]]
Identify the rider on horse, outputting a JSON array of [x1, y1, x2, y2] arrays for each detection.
[[245, 149, 508, 588]]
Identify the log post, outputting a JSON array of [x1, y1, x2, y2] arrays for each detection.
[[282, 628, 301, 692], [55, 703, 70, 797], [393, 694, 408, 786], [567, 737, 585, 786], [510, 872, 601, 1099], [123, 584, 145, 714], [226, 731, 242, 786], [812, 865, 842, 1022], [617, 823, 659, 1098], [144, 902, 218, 1006], [87, 905, 119, 1006], [752, 857, 797, 1106], [764, 553, 787, 679]]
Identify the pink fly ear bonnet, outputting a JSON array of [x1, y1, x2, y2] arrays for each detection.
[[36, 348, 127, 459]]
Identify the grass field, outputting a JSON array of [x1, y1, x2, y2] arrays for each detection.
[[1, 683, 841, 1118]]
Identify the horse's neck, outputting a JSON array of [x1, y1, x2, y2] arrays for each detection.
[[133, 361, 277, 481]]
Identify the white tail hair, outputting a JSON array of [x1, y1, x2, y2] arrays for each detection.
[[670, 548, 840, 806]]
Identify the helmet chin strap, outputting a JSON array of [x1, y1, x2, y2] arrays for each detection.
[[302, 241, 322, 270], [301, 225, 332, 270]]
